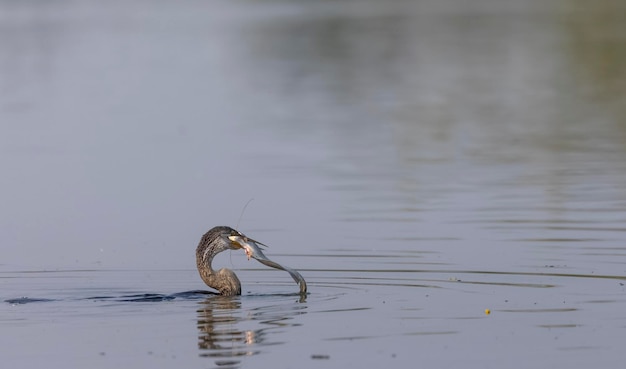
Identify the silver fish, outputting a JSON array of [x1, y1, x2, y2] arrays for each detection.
[[228, 234, 307, 294]]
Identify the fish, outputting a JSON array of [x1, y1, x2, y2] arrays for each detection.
[[228, 234, 307, 294]]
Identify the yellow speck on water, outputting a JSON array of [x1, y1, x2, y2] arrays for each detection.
[[485, 309, 491, 315]]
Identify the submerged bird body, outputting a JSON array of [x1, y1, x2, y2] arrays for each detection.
[[195, 226, 307, 296]]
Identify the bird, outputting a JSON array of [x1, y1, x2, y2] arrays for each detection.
[[195, 226, 307, 296], [196, 226, 245, 296]]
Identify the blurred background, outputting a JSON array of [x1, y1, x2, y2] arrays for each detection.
[[1, 0, 626, 272]]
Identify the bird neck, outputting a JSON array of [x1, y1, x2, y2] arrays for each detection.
[[196, 244, 241, 296], [196, 242, 218, 274]]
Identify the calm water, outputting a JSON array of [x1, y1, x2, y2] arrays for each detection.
[[2, 0, 626, 368]]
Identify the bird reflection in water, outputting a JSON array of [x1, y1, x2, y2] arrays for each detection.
[[197, 296, 260, 366], [197, 295, 307, 368]]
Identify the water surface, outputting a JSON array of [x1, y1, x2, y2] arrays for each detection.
[[2, 0, 626, 368]]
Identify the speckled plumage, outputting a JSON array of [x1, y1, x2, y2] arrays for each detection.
[[195, 226, 241, 296]]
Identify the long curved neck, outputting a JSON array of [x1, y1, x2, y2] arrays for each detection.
[[196, 241, 219, 275], [196, 242, 241, 296]]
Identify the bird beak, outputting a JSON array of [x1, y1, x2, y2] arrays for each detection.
[[228, 236, 241, 249], [227, 235, 244, 249], [228, 235, 267, 249], [228, 234, 267, 260]]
